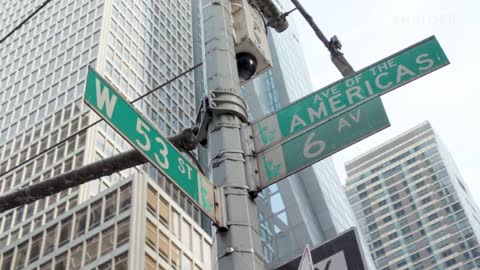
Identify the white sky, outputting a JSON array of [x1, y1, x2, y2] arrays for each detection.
[[289, 0, 480, 206]]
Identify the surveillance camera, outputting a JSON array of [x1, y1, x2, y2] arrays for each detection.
[[236, 52, 258, 82]]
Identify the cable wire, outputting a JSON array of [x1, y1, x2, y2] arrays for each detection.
[[0, 0, 53, 44], [0, 63, 202, 180]]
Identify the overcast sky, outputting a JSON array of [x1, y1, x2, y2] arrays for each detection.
[[288, 0, 480, 206]]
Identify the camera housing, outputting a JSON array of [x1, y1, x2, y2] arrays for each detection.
[[236, 53, 258, 82], [231, 0, 272, 84]]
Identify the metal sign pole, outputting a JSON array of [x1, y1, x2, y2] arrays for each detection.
[[201, 0, 265, 269]]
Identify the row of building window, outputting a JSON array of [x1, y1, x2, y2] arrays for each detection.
[[354, 161, 446, 221], [145, 180, 212, 270], [347, 136, 435, 185], [0, 182, 131, 249], [373, 218, 477, 266], [0, 180, 133, 270], [0, 105, 88, 166]]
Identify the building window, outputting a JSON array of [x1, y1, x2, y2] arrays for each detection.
[[89, 200, 102, 230], [29, 233, 42, 263], [147, 185, 158, 214], [54, 252, 67, 270], [397, 259, 407, 268], [115, 252, 128, 270], [445, 258, 456, 267], [363, 207, 372, 215], [117, 218, 130, 247], [192, 230, 202, 260], [181, 219, 191, 250], [43, 226, 57, 256], [182, 254, 192, 270], [101, 226, 115, 255], [375, 248, 385, 258], [172, 210, 180, 237], [203, 240, 211, 269], [159, 196, 169, 227], [171, 244, 180, 269], [383, 216, 392, 223], [145, 253, 156, 270], [59, 217, 72, 246], [75, 209, 87, 236], [70, 243, 83, 270], [146, 220, 157, 248], [2, 250, 13, 270], [98, 260, 112, 270], [15, 241, 28, 269], [85, 235, 99, 265], [120, 183, 132, 210], [104, 192, 117, 222], [40, 260, 52, 270], [158, 230, 169, 260]]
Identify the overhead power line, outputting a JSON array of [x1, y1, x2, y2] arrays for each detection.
[[0, 63, 202, 180], [0, 0, 53, 44]]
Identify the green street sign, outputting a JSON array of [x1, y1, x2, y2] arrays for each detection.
[[257, 98, 390, 188], [84, 68, 216, 222], [253, 36, 449, 151]]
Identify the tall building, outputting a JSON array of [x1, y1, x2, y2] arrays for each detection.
[[0, 0, 211, 269], [345, 121, 480, 270], [238, 1, 375, 268], [0, 173, 212, 270]]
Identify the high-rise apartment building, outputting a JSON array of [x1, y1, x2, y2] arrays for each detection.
[[345, 121, 480, 270], [0, 0, 211, 269]]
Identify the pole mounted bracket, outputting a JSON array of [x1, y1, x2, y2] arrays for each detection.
[[327, 35, 355, 77], [195, 94, 248, 148], [215, 186, 228, 230], [240, 124, 261, 198], [209, 91, 248, 122], [195, 96, 213, 147], [328, 35, 343, 53], [168, 127, 199, 152]]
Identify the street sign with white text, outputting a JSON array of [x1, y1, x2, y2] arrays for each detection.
[[252, 36, 449, 151], [257, 98, 389, 188], [83, 68, 216, 222]]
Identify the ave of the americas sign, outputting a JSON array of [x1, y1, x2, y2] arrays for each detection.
[[252, 36, 449, 151]]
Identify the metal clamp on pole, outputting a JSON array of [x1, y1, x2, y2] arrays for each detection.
[[195, 96, 213, 147], [209, 91, 249, 122], [215, 186, 228, 230], [240, 123, 261, 197], [248, 0, 289, 32]]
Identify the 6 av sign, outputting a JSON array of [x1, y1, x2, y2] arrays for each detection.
[[84, 68, 217, 223], [257, 98, 389, 187]]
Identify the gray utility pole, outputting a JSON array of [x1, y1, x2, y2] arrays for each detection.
[[202, 0, 264, 269]]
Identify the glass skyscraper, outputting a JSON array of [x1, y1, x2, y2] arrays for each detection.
[[0, 0, 212, 269], [239, 0, 375, 268], [345, 121, 480, 270]]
